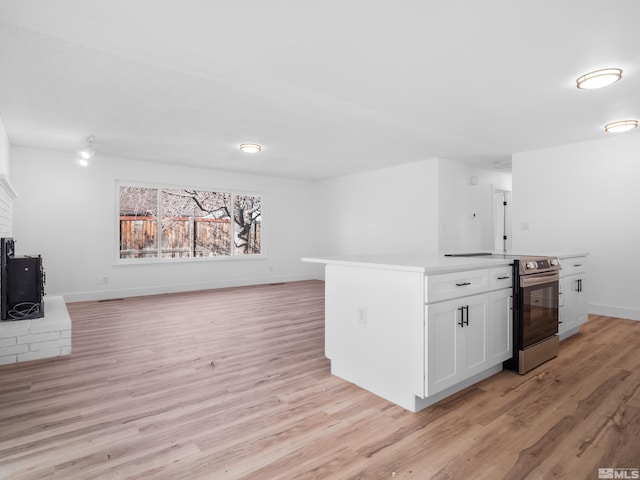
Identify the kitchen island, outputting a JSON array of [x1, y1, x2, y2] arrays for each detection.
[[302, 253, 516, 412]]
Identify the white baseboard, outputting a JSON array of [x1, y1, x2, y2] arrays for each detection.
[[59, 273, 320, 303], [589, 303, 640, 321]]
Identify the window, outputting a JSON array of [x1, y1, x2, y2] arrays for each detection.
[[118, 185, 262, 260]]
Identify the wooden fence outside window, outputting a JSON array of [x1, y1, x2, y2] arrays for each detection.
[[120, 216, 261, 259]]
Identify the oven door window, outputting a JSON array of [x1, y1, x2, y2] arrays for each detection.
[[521, 281, 559, 348]]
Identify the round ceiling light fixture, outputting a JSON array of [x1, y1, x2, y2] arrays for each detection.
[[576, 68, 623, 89], [604, 119, 638, 133], [239, 143, 262, 153]]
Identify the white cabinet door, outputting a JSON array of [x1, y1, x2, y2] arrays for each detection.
[[575, 276, 588, 326], [427, 300, 459, 394], [489, 288, 512, 363], [561, 274, 588, 332], [559, 275, 573, 333], [463, 296, 489, 374], [427, 293, 489, 396], [559, 256, 587, 339]]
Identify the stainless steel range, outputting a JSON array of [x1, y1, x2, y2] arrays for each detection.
[[508, 255, 561, 374], [445, 253, 561, 374]]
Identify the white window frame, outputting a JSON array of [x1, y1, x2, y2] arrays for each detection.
[[115, 180, 265, 264]]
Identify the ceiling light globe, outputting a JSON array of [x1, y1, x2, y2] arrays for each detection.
[[576, 68, 623, 89], [79, 148, 95, 160], [240, 143, 262, 153], [604, 120, 639, 133]]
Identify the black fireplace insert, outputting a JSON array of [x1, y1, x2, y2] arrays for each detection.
[[1, 237, 45, 321]]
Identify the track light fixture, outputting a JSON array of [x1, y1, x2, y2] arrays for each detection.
[[78, 135, 95, 160]]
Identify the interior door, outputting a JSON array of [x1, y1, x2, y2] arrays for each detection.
[[493, 190, 512, 252]]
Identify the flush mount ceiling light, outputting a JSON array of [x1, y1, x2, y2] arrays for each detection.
[[576, 68, 623, 89], [604, 119, 639, 133], [78, 135, 95, 160], [239, 143, 262, 153]]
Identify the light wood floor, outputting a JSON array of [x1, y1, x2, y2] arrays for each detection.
[[0, 280, 638, 479]]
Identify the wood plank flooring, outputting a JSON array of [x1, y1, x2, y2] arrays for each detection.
[[0, 280, 639, 479]]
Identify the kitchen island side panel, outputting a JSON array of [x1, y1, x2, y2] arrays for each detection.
[[325, 264, 424, 410]]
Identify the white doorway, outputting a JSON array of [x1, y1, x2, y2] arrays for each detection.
[[493, 189, 512, 252]]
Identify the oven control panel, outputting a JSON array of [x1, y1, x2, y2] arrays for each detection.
[[520, 256, 561, 274], [531, 260, 549, 269]]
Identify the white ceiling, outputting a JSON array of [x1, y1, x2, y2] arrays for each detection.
[[1, 0, 639, 180]]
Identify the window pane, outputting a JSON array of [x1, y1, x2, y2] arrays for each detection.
[[234, 195, 261, 255], [119, 187, 159, 259], [118, 185, 260, 261], [161, 189, 231, 258]]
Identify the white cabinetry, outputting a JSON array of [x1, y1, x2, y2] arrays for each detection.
[[425, 266, 512, 397], [426, 269, 489, 301], [559, 256, 588, 340], [302, 253, 515, 412], [489, 287, 513, 362], [427, 293, 489, 394]]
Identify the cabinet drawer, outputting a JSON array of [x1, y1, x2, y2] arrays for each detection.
[[426, 269, 489, 303], [489, 266, 513, 290], [560, 257, 587, 276]]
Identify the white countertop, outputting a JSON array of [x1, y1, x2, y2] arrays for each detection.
[[302, 251, 589, 275], [301, 252, 513, 275], [522, 252, 589, 259]]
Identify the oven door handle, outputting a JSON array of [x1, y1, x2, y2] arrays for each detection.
[[520, 272, 560, 288]]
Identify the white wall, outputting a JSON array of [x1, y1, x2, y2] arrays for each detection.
[[10, 146, 319, 301], [0, 116, 13, 237], [9, 146, 512, 302], [312, 157, 511, 263], [0, 116, 9, 176], [313, 158, 440, 256], [438, 159, 512, 253], [512, 133, 640, 321]]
